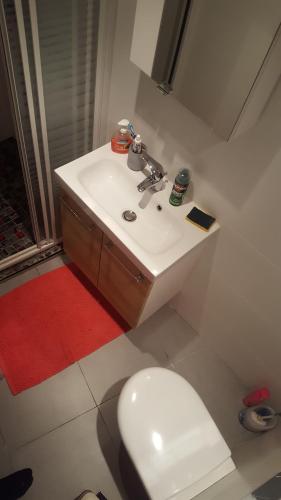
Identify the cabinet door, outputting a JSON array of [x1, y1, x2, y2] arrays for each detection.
[[61, 196, 102, 286], [98, 235, 152, 327]]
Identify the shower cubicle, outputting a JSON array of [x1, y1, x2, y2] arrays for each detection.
[[0, 0, 113, 278]]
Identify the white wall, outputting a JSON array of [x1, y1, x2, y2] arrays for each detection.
[[0, 49, 14, 141], [106, 0, 140, 139], [109, 1, 281, 405]]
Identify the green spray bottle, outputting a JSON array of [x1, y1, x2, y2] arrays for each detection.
[[169, 168, 190, 206]]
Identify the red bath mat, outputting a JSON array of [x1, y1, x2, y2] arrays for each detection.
[[0, 264, 128, 394]]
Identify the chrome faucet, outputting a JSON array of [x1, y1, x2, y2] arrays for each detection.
[[137, 155, 167, 193]]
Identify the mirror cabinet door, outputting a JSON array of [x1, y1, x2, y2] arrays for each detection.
[[130, 0, 190, 94], [130, 0, 281, 139]]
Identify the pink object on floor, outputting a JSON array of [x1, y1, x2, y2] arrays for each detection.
[[0, 264, 128, 394], [243, 387, 270, 407]]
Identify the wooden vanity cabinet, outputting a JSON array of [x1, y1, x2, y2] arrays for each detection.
[[98, 235, 152, 326], [60, 192, 102, 287], [60, 191, 152, 327]]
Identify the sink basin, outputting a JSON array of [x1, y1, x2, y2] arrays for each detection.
[[78, 159, 182, 254], [55, 143, 219, 278]]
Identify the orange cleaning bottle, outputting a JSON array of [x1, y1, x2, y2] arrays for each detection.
[[111, 119, 132, 154]]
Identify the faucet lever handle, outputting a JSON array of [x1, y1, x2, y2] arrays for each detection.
[[148, 162, 165, 180]]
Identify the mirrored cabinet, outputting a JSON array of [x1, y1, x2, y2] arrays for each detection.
[[130, 0, 281, 139]]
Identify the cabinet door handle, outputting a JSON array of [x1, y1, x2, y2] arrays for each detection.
[[61, 197, 95, 232], [105, 241, 144, 283]]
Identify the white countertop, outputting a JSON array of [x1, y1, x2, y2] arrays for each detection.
[[55, 143, 219, 279]]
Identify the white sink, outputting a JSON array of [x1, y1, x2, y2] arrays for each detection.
[[55, 143, 219, 278], [78, 159, 182, 254]]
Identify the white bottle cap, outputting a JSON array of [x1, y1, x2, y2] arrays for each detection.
[[118, 118, 129, 134], [134, 134, 141, 143]]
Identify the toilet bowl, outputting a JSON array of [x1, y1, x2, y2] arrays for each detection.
[[117, 367, 235, 500]]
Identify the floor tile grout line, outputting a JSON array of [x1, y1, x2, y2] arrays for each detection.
[[96, 405, 120, 454], [97, 393, 120, 408], [78, 361, 99, 408], [14, 406, 96, 451], [96, 394, 122, 453], [77, 360, 122, 408]]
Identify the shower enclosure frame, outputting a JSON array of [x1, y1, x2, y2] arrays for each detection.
[[0, 0, 116, 272]]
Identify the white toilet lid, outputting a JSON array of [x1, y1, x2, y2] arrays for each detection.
[[118, 367, 232, 500]]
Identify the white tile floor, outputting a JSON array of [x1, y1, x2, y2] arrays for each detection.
[[0, 255, 279, 499]]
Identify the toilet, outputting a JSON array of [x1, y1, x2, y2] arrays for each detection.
[[117, 367, 236, 500]]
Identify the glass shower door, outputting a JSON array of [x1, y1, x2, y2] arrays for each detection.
[[33, 0, 100, 236], [0, 0, 104, 272]]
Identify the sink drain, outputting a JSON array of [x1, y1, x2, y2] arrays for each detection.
[[122, 210, 137, 222]]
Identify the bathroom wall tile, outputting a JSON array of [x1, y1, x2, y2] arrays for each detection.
[[175, 222, 281, 406], [211, 87, 281, 271], [177, 226, 281, 333], [0, 364, 95, 448], [232, 152, 281, 270], [0, 267, 39, 297], [133, 73, 217, 173], [210, 228, 281, 328], [12, 408, 124, 500], [193, 272, 281, 406], [110, 7, 281, 406], [79, 333, 161, 405], [106, 0, 140, 139], [171, 344, 251, 449], [36, 254, 70, 276], [175, 234, 218, 334]]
